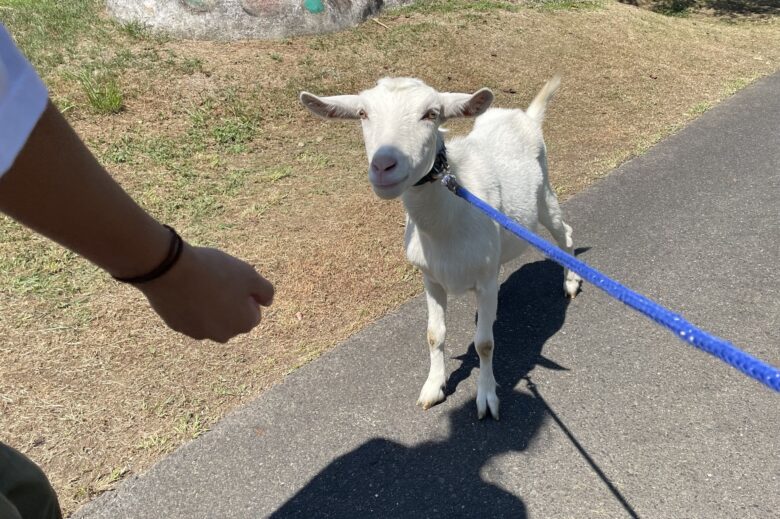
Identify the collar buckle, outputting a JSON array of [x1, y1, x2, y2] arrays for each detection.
[[414, 145, 449, 187]]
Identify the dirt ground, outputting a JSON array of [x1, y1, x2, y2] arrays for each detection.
[[1, 1, 779, 515]]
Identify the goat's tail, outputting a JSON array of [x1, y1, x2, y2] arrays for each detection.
[[526, 75, 561, 122]]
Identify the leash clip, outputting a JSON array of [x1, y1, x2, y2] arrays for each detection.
[[441, 173, 458, 193]]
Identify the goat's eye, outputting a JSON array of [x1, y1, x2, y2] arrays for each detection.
[[358, 109, 368, 120], [422, 109, 438, 121]]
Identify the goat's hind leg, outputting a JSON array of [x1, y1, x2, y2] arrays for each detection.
[[417, 276, 448, 410], [539, 184, 582, 298]]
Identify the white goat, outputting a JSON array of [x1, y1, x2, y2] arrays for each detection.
[[300, 77, 581, 420]]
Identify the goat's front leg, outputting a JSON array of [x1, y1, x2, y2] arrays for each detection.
[[417, 276, 447, 410], [475, 278, 499, 420]]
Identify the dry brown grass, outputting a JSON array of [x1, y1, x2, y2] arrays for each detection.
[[1, 1, 779, 515]]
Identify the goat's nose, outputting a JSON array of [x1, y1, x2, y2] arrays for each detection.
[[371, 154, 398, 174]]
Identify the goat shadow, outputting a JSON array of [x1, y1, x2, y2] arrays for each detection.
[[270, 251, 586, 518], [618, 0, 779, 18]]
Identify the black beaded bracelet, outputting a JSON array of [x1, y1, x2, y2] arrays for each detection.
[[113, 225, 184, 284]]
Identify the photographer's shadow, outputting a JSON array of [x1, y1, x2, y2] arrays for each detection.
[[271, 255, 579, 518]]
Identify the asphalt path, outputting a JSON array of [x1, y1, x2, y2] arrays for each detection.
[[75, 71, 780, 519]]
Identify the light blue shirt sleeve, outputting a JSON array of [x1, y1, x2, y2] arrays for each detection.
[[0, 23, 49, 177]]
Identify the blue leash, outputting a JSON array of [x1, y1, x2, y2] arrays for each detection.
[[440, 174, 780, 393]]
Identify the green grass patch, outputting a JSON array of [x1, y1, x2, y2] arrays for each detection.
[[396, 0, 603, 14], [397, 0, 523, 14], [222, 169, 251, 195], [211, 117, 256, 150], [120, 19, 148, 40], [722, 76, 755, 96], [687, 100, 711, 115], [0, 224, 102, 302], [184, 90, 261, 153], [136, 433, 170, 452], [147, 135, 193, 165], [100, 88, 260, 168], [261, 166, 293, 183], [102, 134, 137, 165], [296, 150, 334, 169], [76, 69, 124, 114], [178, 56, 204, 74], [532, 0, 604, 10], [173, 412, 208, 439], [0, 0, 107, 76], [1, 240, 61, 295], [53, 95, 78, 114]]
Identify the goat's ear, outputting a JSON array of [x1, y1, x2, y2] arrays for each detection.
[[440, 88, 494, 119], [299, 92, 362, 120]]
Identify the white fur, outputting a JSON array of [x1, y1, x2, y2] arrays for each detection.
[[300, 77, 581, 420]]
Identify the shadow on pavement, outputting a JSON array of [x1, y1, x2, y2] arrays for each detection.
[[271, 256, 578, 518], [270, 393, 544, 518], [619, 0, 779, 18]]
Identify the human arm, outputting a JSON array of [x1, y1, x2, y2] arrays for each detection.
[[0, 22, 273, 342], [0, 102, 274, 343]]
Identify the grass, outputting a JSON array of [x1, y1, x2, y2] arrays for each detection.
[[0, 1, 106, 73], [211, 117, 256, 149], [688, 100, 712, 115], [399, 0, 525, 12], [399, 0, 603, 14], [262, 166, 294, 183], [120, 20, 148, 40], [76, 70, 124, 114], [532, 0, 605, 10], [1, 0, 779, 516]]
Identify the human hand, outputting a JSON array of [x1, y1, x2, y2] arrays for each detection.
[[137, 243, 274, 343]]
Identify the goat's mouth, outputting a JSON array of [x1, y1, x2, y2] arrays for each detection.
[[369, 174, 409, 199], [368, 168, 409, 192], [372, 175, 408, 188]]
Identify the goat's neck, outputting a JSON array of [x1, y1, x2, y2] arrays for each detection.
[[401, 133, 459, 237]]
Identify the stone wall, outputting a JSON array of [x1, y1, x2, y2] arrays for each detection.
[[106, 0, 414, 40]]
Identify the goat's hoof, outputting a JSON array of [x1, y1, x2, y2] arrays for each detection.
[[417, 395, 443, 410], [564, 277, 582, 299], [417, 382, 445, 410], [476, 391, 500, 421]]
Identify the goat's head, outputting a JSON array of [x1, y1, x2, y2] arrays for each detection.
[[300, 78, 493, 199]]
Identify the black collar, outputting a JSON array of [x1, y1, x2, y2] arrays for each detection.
[[414, 145, 449, 186]]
